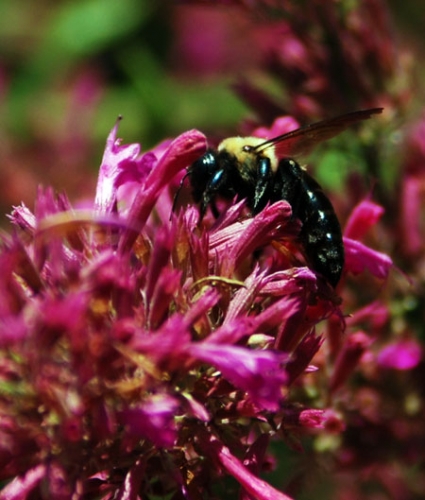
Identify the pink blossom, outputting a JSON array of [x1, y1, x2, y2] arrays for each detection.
[[344, 200, 384, 240], [400, 174, 425, 256], [95, 117, 146, 214], [189, 343, 288, 411], [119, 395, 179, 448], [0, 114, 398, 498], [329, 331, 372, 394], [197, 429, 293, 500], [252, 115, 300, 139], [344, 237, 393, 280], [377, 339, 422, 370]]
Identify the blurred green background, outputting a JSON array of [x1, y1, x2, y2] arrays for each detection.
[[0, 0, 251, 217], [0, 0, 247, 142]]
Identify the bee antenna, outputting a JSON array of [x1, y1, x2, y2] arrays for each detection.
[[170, 170, 191, 221], [251, 138, 272, 153]]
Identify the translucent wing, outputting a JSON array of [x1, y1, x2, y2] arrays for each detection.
[[254, 108, 383, 158]]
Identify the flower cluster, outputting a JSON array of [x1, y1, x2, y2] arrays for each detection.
[[235, 0, 409, 122], [0, 114, 394, 499], [178, 0, 410, 123]]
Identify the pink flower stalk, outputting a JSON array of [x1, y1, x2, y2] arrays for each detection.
[[399, 112, 425, 258], [329, 331, 372, 394], [0, 118, 396, 499]]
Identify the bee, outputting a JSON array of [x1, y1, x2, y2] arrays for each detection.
[[177, 108, 383, 287]]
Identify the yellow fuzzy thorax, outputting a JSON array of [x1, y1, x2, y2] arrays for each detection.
[[218, 136, 278, 173]]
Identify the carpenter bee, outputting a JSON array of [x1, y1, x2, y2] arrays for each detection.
[[177, 108, 383, 287]]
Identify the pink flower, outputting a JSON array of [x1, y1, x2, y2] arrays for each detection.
[[343, 199, 393, 280], [329, 331, 372, 394], [344, 200, 384, 240], [119, 395, 179, 448], [189, 343, 288, 411], [197, 429, 293, 500], [377, 339, 422, 370], [1, 120, 320, 499], [0, 117, 397, 499], [343, 238, 393, 280], [95, 117, 147, 214]]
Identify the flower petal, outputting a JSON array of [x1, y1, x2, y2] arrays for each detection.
[[119, 395, 179, 448], [253, 115, 300, 139], [344, 237, 393, 279], [189, 343, 287, 411], [329, 331, 372, 393], [119, 129, 206, 252], [344, 200, 384, 240], [95, 118, 143, 214], [210, 201, 293, 274], [377, 339, 422, 370], [0, 464, 45, 498], [198, 430, 294, 500], [114, 459, 146, 500]]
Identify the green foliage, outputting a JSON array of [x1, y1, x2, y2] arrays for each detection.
[[1, 0, 247, 150]]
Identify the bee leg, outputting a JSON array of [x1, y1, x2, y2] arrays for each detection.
[[211, 201, 220, 219], [171, 171, 191, 219], [200, 169, 226, 220], [253, 157, 273, 214]]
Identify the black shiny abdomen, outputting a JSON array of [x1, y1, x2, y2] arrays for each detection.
[[268, 159, 344, 287]]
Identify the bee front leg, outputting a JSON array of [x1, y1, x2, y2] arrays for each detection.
[[252, 157, 273, 214], [200, 169, 227, 221]]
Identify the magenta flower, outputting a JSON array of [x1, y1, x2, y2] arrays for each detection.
[[119, 395, 179, 448], [343, 199, 393, 281], [189, 343, 288, 411], [377, 339, 422, 370], [0, 116, 400, 499]]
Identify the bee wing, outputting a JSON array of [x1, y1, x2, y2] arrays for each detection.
[[255, 108, 383, 158]]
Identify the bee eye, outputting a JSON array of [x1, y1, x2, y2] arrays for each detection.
[[242, 145, 254, 153]]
